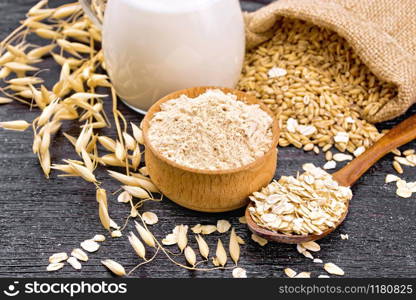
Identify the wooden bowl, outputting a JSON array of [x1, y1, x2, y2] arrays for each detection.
[[141, 87, 280, 212]]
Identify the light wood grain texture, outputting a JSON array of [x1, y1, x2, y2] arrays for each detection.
[[142, 87, 280, 212], [246, 113, 416, 244]]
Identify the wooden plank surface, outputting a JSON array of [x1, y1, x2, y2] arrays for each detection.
[[0, 0, 415, 278]]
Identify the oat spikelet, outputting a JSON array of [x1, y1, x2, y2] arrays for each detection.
[[134, 221, 155, 248], [229, 228, 240, 265], [101, 259, 126, 277], [97, 192, 110, 231], [0, 120, 30, 131], [123, 131, 136, 150], [195, 235, 209, 259], [215, 239, 227, 267], [97, 136, 116, 152], [131, 122, 144, 144], [177, 225, 188, 253], [184, 246, 196, 267], [68, 161, 97, 183], [128, 232, 146, 259], [122, 185, 150, 199]]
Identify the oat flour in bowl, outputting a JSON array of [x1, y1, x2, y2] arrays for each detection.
[[147, 89, 273, 170]]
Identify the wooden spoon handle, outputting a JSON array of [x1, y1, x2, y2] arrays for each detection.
[[332, 114, 416, 187]]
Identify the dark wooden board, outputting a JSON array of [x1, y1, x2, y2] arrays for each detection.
[[0, 0, 415, 278]]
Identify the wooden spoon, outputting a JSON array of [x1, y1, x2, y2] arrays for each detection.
[[246, 114, 416, 244]]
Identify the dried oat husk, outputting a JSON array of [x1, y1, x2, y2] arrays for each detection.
[[244, 0, 416, 123]]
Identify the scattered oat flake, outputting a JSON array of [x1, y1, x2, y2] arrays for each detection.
[[286, 118, 298, 133], [217, 220, 231, 233], [49, 252, 68, 264], [47, 262, 64, 272], [81, 240, 100, 253], [191, 224, 202, 234], [323, 160, 336, 170], [93, 234, 106, 242], [334, 132, 349, 143], [232, 267, 247, 278], [324, 263, 345, 276], [142, 211, 158, 225], [238, 216, 247, 224], [71, 248, 88, 262], [301, 250, 314, 260], [110, 219, 120, 230], [396, 188, 412, 198], [251, 234, 268, 246], [284, 268, 297, 278], [301, 241, 321, 252], [340, 234, 349, 240], [353, 146, 365, 157], [294, 272, 311, 278], [111, 230, 122, 238], [318, 275, 330, 278], [333, 153, 353, 162], [67, 257, 82, 270], [162, 233, 178, 246], [385, 174, 400, 183], [296, 244, 306, 254], [201, 225, 217, 235], [313, 258, 323, 263], [268, 67, 287, 78]]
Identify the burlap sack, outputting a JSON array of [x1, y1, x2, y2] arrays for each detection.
[[244, 0, 416, 123]]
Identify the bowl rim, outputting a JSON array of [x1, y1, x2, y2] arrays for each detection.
[[142, 86, 280, 175]]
